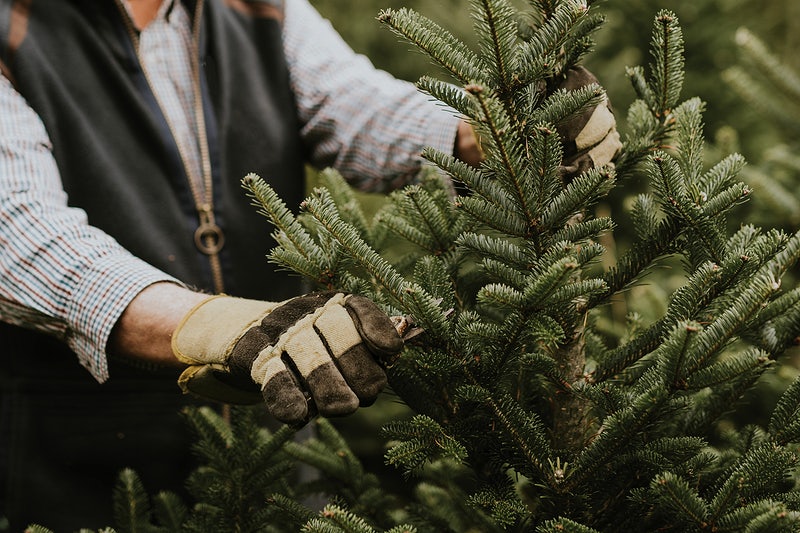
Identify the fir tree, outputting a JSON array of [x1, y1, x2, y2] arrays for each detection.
[[240, 1, 800, 531]]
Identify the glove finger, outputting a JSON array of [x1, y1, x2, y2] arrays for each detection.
[[574, 103, 615, 151], [257, 353, 310, 425], [315, 303, 388, 404], [344, 295, 403, 364], [283, 325, 360, 417], [586, 127, 621, 168]]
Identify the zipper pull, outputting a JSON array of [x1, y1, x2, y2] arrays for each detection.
[[194, 203, 225, 255]]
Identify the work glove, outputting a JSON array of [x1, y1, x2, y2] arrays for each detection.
[[554, 66, 622, 181], [171, 291, 403, 425]]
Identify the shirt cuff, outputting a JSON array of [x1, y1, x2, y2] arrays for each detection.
[[422, 104, 463, 161], [65, 251, 181, 382]]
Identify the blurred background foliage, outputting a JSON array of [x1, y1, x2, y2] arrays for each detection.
[[306, 0, 800, 455]]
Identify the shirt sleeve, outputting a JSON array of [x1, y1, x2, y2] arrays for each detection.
[[0, 74, 180, 382], [283, 0, 461, 193]]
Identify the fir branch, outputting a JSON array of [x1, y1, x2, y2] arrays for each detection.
[[421, 146, 487, 192], [302, 188, 410, 306], [22, 527, 58, 533], [648, 472, 710, 529], [379, 212, 436, 253], [416, 77, 478, 120], [768, 376, 800, 446], [404, 185, 457, 253], [243, 174, 333, 285], [242, 173, 322, 263], [652, 321, 697, 389], [377, 8, 486, 84], [456, 384, 553, 484], [516, 0, 589, 84], [649, 10, 685, 117], [649, 152, 725, 264], [457, 194, 529, 235], [521, 352, 571, 390], [469, 483, 528, 527], [473, 0, 519, 93], [626, 66, 656, 113], [482, 258, 528, 289], [539, 166, 615, 230], [745, 290, 800, 356], [562, 12, 605, 68], [113, 469, 161, 533], [673, 97, 706, 186], [522, 256, 580, 308], [317, 169, 370, 241], [527, 125, 564, 228], [698, 152, 747, 200], [536, 517, 601, 532], [413, 256, 457, 304], [265, 494, 317, 530], [151, 492, 188, 533], [457, 232, 530, 269], [546, 278, 606, 310], [681, 272, 780, 376], [708, 444, 797, 523], [568, 384, 670, 490], [306, 504, 378, 533], [723, 66, 800, 133], [594, 215, 681, 306], [681, 368, 768, 436], [549, 217, 614, 246], [630, 194, 660, 241], [717, 501, 800, 532], [182, 405, 233, 452], [684, 348, 771, 391], [467, 84, 539, 231], [382, 415, 468, 476], [531, 83, 605, 131], [700, 182, 752, 219]]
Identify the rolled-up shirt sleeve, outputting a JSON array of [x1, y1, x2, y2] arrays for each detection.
[[0, 75, 179, 382], [284, 0, 461, 193]]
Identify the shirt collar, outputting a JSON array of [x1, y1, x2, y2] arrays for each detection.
[[120, 0, 176, 27]]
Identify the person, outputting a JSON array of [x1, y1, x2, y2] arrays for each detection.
[[0, 0, 619, 530]]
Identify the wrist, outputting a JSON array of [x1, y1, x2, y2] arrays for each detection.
[[454, 119, 483, 167], [108, 282, 211, 368]]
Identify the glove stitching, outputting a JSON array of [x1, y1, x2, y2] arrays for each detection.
[[250, 292, 348, 386]]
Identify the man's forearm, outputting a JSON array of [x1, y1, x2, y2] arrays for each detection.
[[108, 282, 211, 367]]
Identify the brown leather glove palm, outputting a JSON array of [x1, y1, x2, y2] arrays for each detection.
[[172, 292, 402, 425]]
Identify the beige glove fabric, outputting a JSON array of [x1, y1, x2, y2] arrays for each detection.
[[172, 292, 402, 425], [555, 66, 622, 181]]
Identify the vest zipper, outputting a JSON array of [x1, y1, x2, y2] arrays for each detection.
[[113, 0, 226, 294]]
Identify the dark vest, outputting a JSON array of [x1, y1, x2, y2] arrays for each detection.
[[0, 0, 305, 529]]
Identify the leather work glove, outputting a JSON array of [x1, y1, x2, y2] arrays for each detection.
[[171, 292, 403, 425], [555, 66, 622, 181]]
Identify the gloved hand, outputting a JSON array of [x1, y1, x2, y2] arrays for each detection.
[[171, 292, 403, 425], [555, 66, 622, 181]]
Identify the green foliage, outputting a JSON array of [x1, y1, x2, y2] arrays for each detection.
[[38, 1, 800, 531], [240, 1, 800, 531]]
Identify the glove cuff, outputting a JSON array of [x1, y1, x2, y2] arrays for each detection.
[[171, 295, 279, 366]]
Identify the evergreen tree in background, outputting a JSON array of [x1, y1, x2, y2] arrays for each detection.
[[723, 27, 800, 232], [29, 1, 800, 531]]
